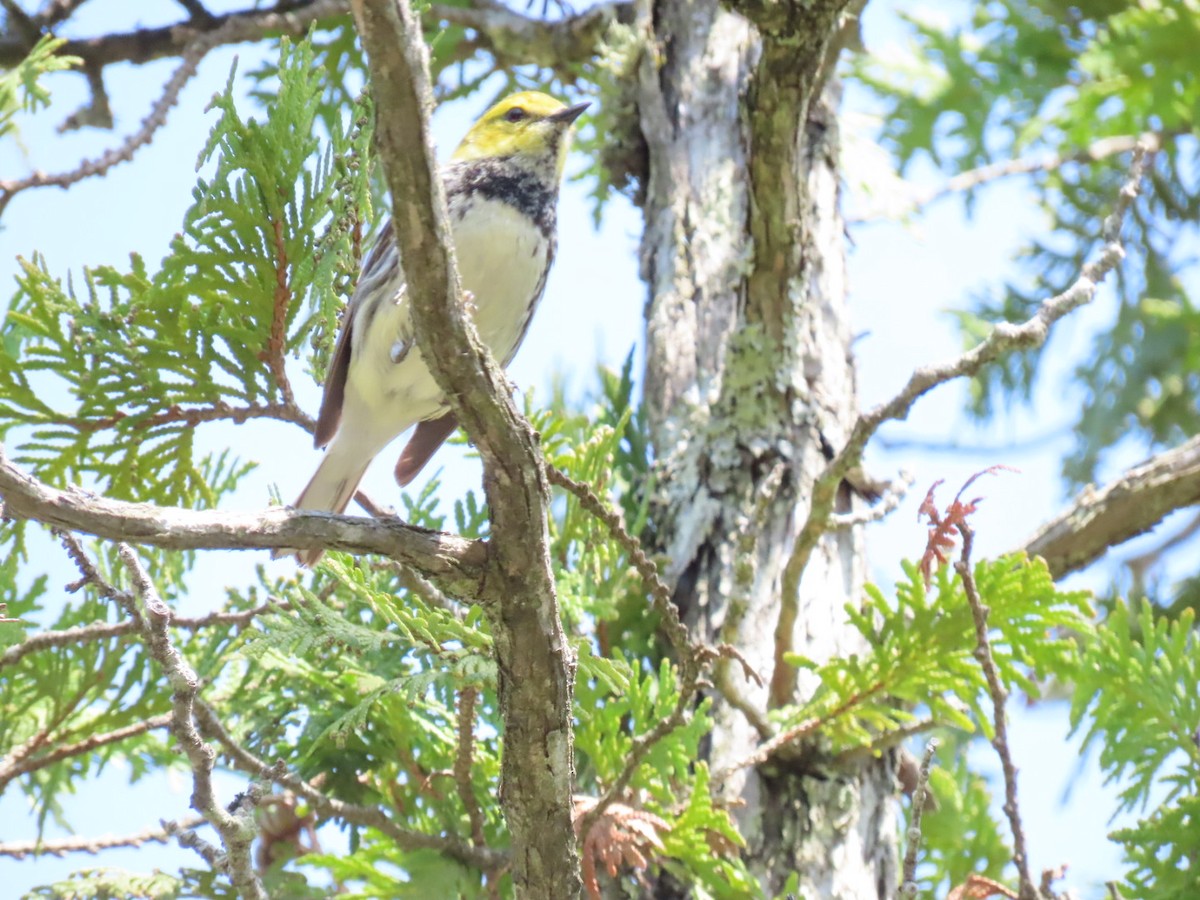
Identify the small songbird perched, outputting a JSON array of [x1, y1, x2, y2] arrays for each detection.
[[288, 91, 587, 565]]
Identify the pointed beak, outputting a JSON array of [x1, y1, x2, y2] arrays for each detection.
[[549, 102, 590, 126]]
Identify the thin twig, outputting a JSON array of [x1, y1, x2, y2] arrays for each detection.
[[454, 686, 487, 848], [828, 470, 914, 530], [956, 526, 1034, 900], [0, 814, 207, 859], [712, 677, 888, 783], [547, 466, 687, 654], [849, 133, 1164, 223], [0, 713, 172, 789], [265, 218, 297, 408], [114, 545, 267, 899], [59, 399, 315, 436], [899, 738, 939, 896], [190, 699, 505, 871], [546, 466, 771, 831], [0, 0, 350, 69], [547, 465, 720, 838], [0, 598, 284, 672], [777, 140, 1156, 699], [32, 0, 94, 29], [0, 22, 230, 217]]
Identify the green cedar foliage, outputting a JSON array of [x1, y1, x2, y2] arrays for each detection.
[[0, 35, 77, 141], [4, 24, 1199, 900], [1071, 601, 1200, 900]]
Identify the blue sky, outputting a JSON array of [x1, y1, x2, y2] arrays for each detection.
[[0, 1, 1167, 896]]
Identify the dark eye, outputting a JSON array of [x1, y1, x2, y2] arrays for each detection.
[[504, 107, 528, 123]]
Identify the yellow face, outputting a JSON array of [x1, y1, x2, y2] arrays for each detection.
[[452, 91, 588, 174]]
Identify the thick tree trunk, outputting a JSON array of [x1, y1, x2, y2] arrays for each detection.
[[637, 1, 896, 895]]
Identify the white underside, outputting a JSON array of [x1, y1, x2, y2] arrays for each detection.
[[337, 197, 550, 460]]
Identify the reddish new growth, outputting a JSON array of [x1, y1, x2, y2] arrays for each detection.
[[917, 466, 1018, 585], [572, 795, 669, 900], [947, 873, 1019, 900]]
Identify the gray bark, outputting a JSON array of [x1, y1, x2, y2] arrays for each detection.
[[637, 1, 896, 895]]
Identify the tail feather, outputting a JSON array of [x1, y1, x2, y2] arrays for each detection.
[[276, 443, 372, 567]]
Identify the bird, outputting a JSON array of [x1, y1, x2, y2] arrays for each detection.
[[286, 91, 588, 566]]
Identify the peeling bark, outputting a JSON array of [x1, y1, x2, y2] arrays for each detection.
[[637, 0, 896, 894]]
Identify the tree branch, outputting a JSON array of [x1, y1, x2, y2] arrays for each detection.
[[0, 815, 207, 859], [956, 526, 1035, 900], [432, 0, 625, 72], [191, 699, 505, 871], [454, 685, 487, 848], [0, 0, 350, 69], [849, 133, 1163, 223], [0, 713, 171, 790], [776, 139, 1155, 693], [1022, 434, 1200, 579], [0, 0, 623, 72], [899, 738, 939, 896], [112, 545, 266, 899], [348, 1, 579, 896], [0, 21, 226, 217], [0, 598, 283, 672], [0, 445, 486, 596]]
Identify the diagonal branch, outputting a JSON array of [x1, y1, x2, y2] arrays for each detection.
[[956, 526, 1035, 900], [849, 133, 1165, 224], [0, 445, 486, 596], [113, 545, 265, 899], [774, 140, 1155, 700], [0, 713, 172, 790], [191, 699, 505, 871], [1021, 434, 1200, 579], [0, 0, 351, 69], [432, 0, 625, 73], [0, 22, 227, 217], [0, 598, 283, 672], [0, 0, 623, 72], [348, 1, 579, 895], [0, 815, 207, 859]]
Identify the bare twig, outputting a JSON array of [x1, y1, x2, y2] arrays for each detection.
[[62, 399, 315, 436], [33, 0, 94, 29], [0, 598, 283, 672], [777, 140, 1155, 696], [712, 677, 888, 783], [899, 738, 939, 896], [113, 545, 266, 899], [0, 815, 206, 859], [265, 218, 298, 408], [0, 713, 171, 789], [167, 818, 224, 868], [1022, 433, 1200, 578], [545, 466, 741, 839], [849, 133, 1163, 223], [0, 619, 130, 670], [956, 526, 1034, 900], [455, 686, 487, 848], [191, 699, 505, 871], [0, 0, 624, 71], [0, 22, 228, 217], [547, 466, 688, 653], [834, 718, 937, 769], [0, 0, 350, 69], [828, 470, 914, 530], [0, 446, 486, 596], [1125, 509, 1200, 587]]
